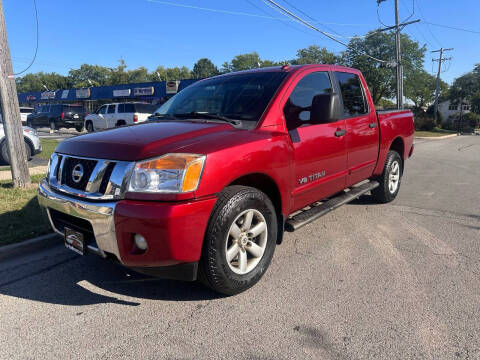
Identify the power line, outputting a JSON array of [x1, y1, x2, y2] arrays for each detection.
[[422, 21, 480, 35], [12, 0, 38, 76], [261, 0, 390, 63], [415, 0, 443, 47]]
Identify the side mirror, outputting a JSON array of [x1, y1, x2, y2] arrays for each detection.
[[310, 93, 341, 124]]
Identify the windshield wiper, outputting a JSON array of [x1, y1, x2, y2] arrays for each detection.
[[149, 113, 179, 120], [173, 112, 241, 125]]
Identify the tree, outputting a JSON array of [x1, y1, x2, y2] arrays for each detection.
[[344, 30, 426, 105], [404, 69, 447, 108], [15, 72, 72, 93], [221, 52, 282, 73], [150, 66, 192, 81], [69, 64, 111, 87], [292, 45, 342, 65], [192, 58, 219, 79]]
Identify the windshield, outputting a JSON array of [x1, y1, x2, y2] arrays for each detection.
[[154, 71, 288, 126]]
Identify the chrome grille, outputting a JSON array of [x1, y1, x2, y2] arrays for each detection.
[[47, 153, 134, 200]]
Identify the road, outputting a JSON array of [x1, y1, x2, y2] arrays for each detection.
[[1, 135, 479, 359]]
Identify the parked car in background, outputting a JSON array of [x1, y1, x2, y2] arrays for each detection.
[[0, 123, 42, 164], [19, 107, 34, 125], [84, 102, 156, 132], [27, 104, 87, 132]]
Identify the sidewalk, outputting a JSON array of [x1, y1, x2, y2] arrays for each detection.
[[0, 165, 48, 181]]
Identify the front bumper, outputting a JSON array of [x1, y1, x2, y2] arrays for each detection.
[[38, 179, 217, 280]]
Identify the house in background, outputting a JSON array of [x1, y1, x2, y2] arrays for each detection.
[[438, 99, 471, 124]]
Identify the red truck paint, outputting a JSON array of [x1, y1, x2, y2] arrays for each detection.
[[52, 64, 414, 275]]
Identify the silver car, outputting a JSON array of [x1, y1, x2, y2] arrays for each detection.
[[0, 123, 42, 164]]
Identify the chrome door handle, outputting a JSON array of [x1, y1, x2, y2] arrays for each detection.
[[369, 123, 378, 128], [335, 129, 346, 137]]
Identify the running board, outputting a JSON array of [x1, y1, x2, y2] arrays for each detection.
[[285, 181, 379, 232]]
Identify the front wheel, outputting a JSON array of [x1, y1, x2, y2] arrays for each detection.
[[371, 150, 403, 203], [199, 186, 277, 295], [86, 121, 94, 133], [0, 140, 31, 165]]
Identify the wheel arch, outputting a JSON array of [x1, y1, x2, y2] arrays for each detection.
[[228, 172, 285, 244], [389, 136, 405, 172]]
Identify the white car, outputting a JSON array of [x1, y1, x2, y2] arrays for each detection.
[[84, 102, 156, 132], [20, 107, 34, 125], [0, 123, 42, 164]]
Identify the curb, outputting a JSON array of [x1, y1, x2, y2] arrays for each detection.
[[0, 233, 60, 261], [415, 134, 458, 140]]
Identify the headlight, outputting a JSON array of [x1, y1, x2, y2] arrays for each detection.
[[128, 153, 206, 193]]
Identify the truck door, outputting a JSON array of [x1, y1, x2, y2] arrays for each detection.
[[334, 71, 379, 187], [95, 105, 108, 129], [284, 71, 348, 211]]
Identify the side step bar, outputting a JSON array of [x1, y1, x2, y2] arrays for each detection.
[[285, 181, 379, 232]]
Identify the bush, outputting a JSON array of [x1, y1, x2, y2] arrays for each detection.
[[414, 115, 436, 131], [463, 112, 480, 129]]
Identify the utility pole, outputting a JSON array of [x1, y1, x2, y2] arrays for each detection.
[[0, 0, 30, 187], [432, 47, 453, 124], [394, 0, 403, 109], [377, 0, 419, 109]]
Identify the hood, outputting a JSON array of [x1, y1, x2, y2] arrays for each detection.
[[55, 121, 235, 161]]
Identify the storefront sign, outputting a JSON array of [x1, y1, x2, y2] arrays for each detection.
[[134, 86, 154, 96], [61, 90, 70, 99], [166, 81, 180, 94], [113, 89, 131, 97], [41, 91, 56, 100], [26, 95, 36, 101], [75, 88, 90, 99]]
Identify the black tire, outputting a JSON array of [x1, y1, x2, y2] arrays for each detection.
[[371, 150, 403, 203], [75, 125, 84, 132], [86, 121, 94, 133], [198, 185, 277, 295], [0, 140, 31, 165], [116, 120, 126, 127]]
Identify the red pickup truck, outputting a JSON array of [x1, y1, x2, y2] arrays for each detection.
[[38, 65, 414, 295]]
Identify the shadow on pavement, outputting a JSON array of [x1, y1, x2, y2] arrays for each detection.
[[0, 248, 224, 306]]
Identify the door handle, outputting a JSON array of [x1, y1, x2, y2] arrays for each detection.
[[369, 123, 378, 128], [335, 129, 346, 137]]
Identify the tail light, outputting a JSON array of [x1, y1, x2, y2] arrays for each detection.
[[133, 114, 138, 123], [60, 112, 65, 120], [85, 112, 89, 117]]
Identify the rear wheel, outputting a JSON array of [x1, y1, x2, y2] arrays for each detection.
[[371, 150, 403, 203], [75, 125, 84, 132], [199, 186, 277, 295], [0, 140, 31, 165]]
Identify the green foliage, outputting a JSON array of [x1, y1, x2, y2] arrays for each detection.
[[376, 98, 396, 109], [343, 30, 425, 105], [221, 52, 283, 73], [15, 72, 73, 93], [449, 64, 480, 115], [462, 112, 480, 128], [404, 69, 447, 108], [192, 58, 219, 79], [291, 45, 343, 65], [414, 113, 436, 131]]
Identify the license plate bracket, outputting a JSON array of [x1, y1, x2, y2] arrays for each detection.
[[64, 227, 85, 255]]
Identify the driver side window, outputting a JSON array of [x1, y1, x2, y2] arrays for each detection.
[[284, 72, 332, 131], [97, 106, 107, 114]]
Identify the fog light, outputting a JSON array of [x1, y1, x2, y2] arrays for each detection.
[[134, 234, 148, 250]]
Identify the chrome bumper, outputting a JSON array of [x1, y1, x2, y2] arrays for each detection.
[[37, 179, 121, 260]]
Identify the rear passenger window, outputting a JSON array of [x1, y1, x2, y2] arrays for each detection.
[[117, 104, 125, 113], [335, 72, 368, 117], [283, 72, 332, 130], [107, 105, 116, 114], [124, 104, 135, 113]]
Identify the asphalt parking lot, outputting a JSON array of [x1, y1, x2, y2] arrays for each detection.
[[0, 135, 479, 359]]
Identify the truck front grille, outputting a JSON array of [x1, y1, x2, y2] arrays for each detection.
[[62, 157, 98, 191], [47, 153, 133, 200]]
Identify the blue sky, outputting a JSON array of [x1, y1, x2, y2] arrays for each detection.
[[4, 0, 479, 84]]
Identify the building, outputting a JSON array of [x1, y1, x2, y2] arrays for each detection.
[[17, 79, 198, 112], [438, 99, 471, 124]]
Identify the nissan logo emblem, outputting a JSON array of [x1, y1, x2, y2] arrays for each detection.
[[72, 163, 84, 183]]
